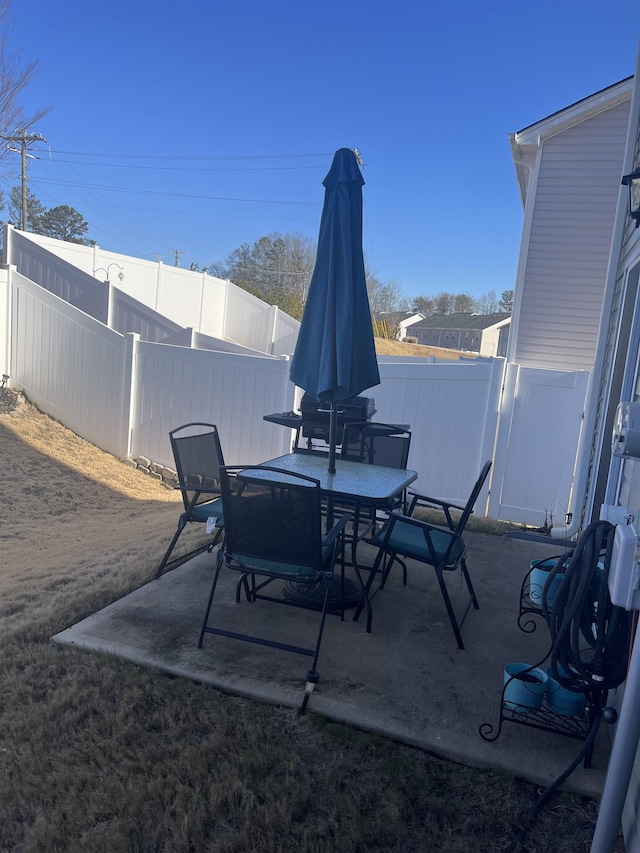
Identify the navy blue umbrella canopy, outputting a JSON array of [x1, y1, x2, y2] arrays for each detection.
[[290, 147, 380, 472]]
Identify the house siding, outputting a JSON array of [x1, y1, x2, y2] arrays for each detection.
[[512, 99, 631, 371]]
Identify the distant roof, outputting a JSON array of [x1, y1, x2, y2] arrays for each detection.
[[408, 312, 510, 331], [373, 311, 424, 325]]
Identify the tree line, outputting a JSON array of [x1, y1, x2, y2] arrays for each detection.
[[203, 231, 514, 321]]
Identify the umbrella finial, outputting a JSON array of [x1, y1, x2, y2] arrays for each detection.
[[352, 147, 365, 168]]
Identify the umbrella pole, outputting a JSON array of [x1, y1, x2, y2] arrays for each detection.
[[328, 402, 337, 474]]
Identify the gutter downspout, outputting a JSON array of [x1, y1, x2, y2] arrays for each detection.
[[550, 374, 597, 540]]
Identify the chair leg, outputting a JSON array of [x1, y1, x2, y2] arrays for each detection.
[[198, 549, 225, 648], [155, 516, 187, 578], [155, 520, 222, 580], [379, 553, 407, 589], [435, 566, 466, 650], [299, 572, 333, 714], [460, 556, 479, 610]]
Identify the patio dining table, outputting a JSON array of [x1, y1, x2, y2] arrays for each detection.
[[253, 452, 418, 631]]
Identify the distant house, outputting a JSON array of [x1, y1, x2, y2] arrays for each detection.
[[406, 312, 510, 356], [373, 311, 424, 340]]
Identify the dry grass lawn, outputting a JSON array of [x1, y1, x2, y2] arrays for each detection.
[[374, 338, 475, 359], [0, 394, 622, 853]]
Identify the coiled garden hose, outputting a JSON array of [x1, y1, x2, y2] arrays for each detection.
[[502, 519, 633, 852]]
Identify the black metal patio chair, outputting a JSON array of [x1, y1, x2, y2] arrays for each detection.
[[198, 465, 350, 711], [355, 460, 492, 649], [155, 422, 226, 579], [338, 421, 412, 534]]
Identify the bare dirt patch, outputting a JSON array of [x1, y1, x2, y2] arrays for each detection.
[[0, 397, 203, 637]]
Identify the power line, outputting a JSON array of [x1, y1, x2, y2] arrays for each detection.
[[39, 149, 333, 161], [32, 159, 324, 173], [29, 176, 321, 206]]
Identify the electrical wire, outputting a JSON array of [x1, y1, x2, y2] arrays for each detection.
[[40, 149, 333, 161]]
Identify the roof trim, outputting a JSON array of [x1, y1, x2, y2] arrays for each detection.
[[514, 77, 633, 143], [509, 76, 633, 206]]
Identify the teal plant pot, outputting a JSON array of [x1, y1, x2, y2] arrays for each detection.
[[529, 559, 564, 606], [504, 663, 548, 713], [545, 668, 586, 717]]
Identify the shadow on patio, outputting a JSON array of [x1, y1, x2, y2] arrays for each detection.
[[53, 530, 611, 798]]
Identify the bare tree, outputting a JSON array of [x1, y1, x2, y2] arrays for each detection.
[[474, 290, 500, 314], [0, 0, 48, 169], [368, 278, 403, 314]]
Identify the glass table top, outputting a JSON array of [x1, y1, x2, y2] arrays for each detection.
[[253, 453, 417, 504]]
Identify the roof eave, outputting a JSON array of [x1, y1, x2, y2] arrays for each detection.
[[509, 76, 633, 206]]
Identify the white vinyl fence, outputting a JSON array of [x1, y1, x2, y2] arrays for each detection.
[[489, 363, 591, 528], [372, 357, 504, 506], [4, 226, 300, 357], [1, 257, 590, 525]]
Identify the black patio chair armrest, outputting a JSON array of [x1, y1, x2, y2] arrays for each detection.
[[322, 512, 351, 547], [408, 491, 466, 530], [408, 490, 465, 512]]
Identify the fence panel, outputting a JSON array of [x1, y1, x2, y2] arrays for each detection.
[[10, 230, 108, 322], [489, 365, 590, 527], [130, 345, 294, 469], [370, 357, 505, 505], [10, 271, 131, 457], [224, 287, 275, 352], [193, 331, 275, 356], [110, 288, 192, 344], [272, 308, 300, 357]]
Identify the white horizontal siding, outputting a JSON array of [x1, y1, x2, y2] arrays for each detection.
[[514, 99, 630, 371]]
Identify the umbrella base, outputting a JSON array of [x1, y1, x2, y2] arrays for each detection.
[[283, 577, 362, 611]]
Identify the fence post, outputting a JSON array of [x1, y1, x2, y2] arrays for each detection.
[[269, 305, 279, 355], [0, 264, 14, 380], [221, 280, 229, 341], [107, 282, 114, 329], [122, 332, 141, 459]]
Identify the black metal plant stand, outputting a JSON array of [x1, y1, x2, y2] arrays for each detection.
[[479, 558, 605, 768]]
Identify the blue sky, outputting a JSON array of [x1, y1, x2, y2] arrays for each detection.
[[5, 0, 640, 301]]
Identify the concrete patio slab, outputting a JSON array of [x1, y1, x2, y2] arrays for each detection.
[[52, 531, 613, 797]]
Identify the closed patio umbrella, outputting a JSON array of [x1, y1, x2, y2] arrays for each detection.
[[290, 148, 380, 473]]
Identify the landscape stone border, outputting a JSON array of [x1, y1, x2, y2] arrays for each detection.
[[1, 385, 179, 489], [123, 455, 179, 489]]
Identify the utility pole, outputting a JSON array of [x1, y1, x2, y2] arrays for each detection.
[[172, 249, 184, 267], [2, 130, 46, 230]]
